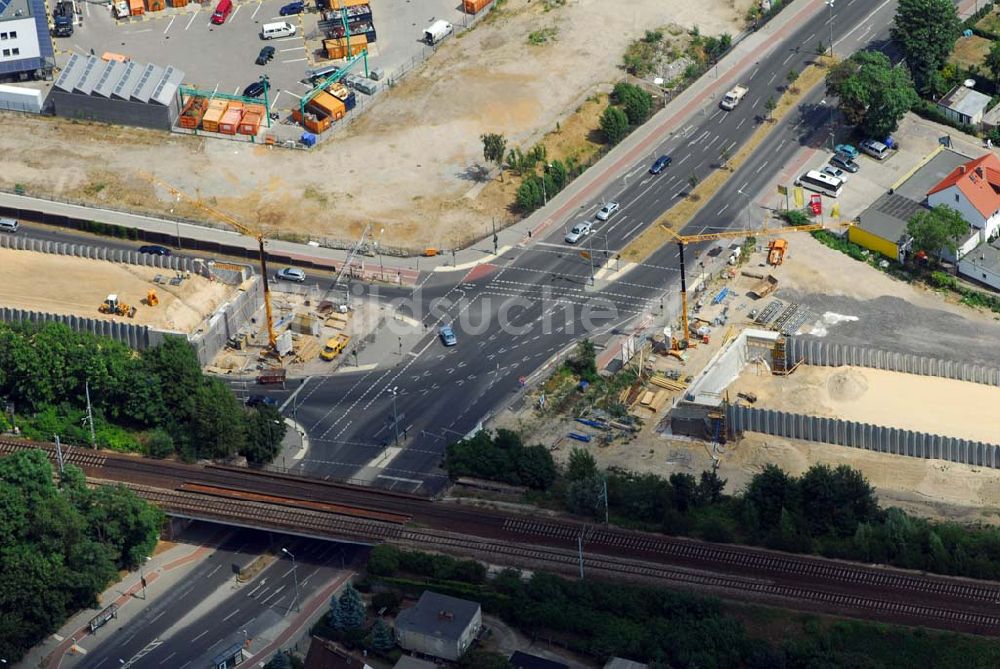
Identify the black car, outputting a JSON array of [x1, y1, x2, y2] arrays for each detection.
[[243, 80, 269, 98], [256, 46, 275, 66], [138, 244, 172, 256], [649, 155, 672, 174], [246, 394, 278, 408]]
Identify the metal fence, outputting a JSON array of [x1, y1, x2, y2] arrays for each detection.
[[727, 405, 1000, 468], [784, 338, 1000, 387]]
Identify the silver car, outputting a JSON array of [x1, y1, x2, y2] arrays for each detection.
[[821, 165, 847, 182], [564, 221, 593, 244], [595, 201, 620, 221], [275, 267, 306, 282]]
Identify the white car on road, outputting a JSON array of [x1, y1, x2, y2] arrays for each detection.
[[564, 221, 593, 244], [595, 201, 620, 221]]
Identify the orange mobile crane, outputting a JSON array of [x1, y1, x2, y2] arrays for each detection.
[[140, 172, 278, 353], [661, 221, 849, 345]]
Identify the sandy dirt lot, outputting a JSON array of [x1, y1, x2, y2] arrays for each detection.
[[0, 249, 233, 332], [728, 365, 1000, 444], [0, 0, 748, 249]]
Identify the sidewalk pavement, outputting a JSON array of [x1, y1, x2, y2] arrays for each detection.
[[0, 0, 825, 281]]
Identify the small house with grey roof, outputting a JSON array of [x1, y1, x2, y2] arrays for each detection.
[[394, 591, 482, 661]]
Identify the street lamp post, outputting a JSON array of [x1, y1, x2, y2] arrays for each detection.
[[825, 0, 835, 58], [388, 387, 400, 445], [737, 188, 753, 231], [281, 548, 300, 613], [377, 227, 385, 281]]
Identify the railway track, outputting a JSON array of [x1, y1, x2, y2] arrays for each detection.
[[9, 437, 1000, 632]]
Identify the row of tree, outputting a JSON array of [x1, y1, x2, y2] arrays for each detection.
[[0, 322, 285, 464], [0, 450, 163, 663], [445, 428, 557, 490], [600, 82, 655, 146], [367, 545, 1000, 668]]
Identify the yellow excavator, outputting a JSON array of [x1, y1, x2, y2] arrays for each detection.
[[99, 294, 137, 318]]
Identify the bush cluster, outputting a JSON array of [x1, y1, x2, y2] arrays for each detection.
[[0, 322, 285, 463], [445, 428, 557, 490]]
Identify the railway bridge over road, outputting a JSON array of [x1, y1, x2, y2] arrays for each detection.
[[7, 437, 1000, 637]]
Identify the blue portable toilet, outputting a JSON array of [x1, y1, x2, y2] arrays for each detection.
[[300, 132, 317, 147]]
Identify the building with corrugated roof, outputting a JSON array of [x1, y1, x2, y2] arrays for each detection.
[[0, 0, 53, 80], [50, 53, 183, 130]]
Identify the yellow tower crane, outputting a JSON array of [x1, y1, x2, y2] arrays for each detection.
[[140, 172, 278, 352], [661, 221, 851, 345]]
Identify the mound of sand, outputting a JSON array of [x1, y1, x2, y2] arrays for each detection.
[[827, 368, 868, 402]]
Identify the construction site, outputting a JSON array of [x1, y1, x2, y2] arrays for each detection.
[[496, 226, 1000, 524]]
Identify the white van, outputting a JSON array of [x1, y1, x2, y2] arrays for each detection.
[[0, 217, 18, 232], [260, 21, 296, 39], [423, 19, 452, 45]]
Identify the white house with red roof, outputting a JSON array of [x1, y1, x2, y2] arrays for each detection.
[[926, 153, 1000, 259]]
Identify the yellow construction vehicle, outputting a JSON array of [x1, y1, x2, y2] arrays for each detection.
[[320, 333, 351, 361], [145, 289, 159, 306], [99, 294, 137, 318], [139, 172, 278, 354]]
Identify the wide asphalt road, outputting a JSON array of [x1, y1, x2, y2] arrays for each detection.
[[78, 533, 352, 669], [289, 0, 904, 493]]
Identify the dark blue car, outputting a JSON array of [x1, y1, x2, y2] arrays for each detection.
[[279, 1, 304, 15], [649, 155, 672, 174]]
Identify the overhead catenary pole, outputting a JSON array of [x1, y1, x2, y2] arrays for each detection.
[[85, 381, 96, 448]]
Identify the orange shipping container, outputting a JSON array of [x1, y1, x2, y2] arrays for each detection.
[[145, 0, 165, 11], [238, 112, 262, 135], [292, 109, 332, 134], [170, 0, 188, 5], [330, 0, 368, 7], [324, 35, 368, 60], [309, 91, 345, 120], [127, 0, 144, 14], [201, 103, 228, 133], [244, 103, 265, 117], [463, 0, 490, 13], [218, 108, 244, 135]]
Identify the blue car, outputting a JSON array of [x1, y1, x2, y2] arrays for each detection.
[[439, 325, 457, 347], [279, 1, 304, 15], [649, 155, 672, 174]]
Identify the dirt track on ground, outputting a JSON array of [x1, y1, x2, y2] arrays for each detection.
[[1, 0, 749, 250]]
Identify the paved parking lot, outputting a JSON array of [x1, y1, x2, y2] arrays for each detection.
[[53, 0, 471, 118]]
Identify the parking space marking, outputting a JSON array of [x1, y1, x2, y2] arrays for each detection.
[[280, 46, 305, 52], [251, 2, 263, 19], [283, 57, 307, 63], [163, 15, 175, 33], [229, 4, 241, 20], [184, 10, 198, 29], [270, 91, 283, 109]]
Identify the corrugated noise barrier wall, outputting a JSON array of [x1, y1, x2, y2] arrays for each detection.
[[784, 337, 1000, 387], [0, 306, 162, 351], [726, 405, 1000, 468], [0, 234, 210, 274]]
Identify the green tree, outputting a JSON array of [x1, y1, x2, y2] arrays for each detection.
[[566, 338, 597, 380], [481, 132, 507, 181], [367, 544, 401, 576], [600, 105, 630, 144], [825, 51, 917, 139], [763, 96, 776, 121], [906, 204, 969, 261], [86, 484, 164, 568], [785, 68, 799, 91], [371, 618, 395, 651], [516, 445, 557, 490], [612, 82, 653, 125], [987, 40, 1000, 89], [567, 447, 598, 482], [143, 428, 174, 459], [515, 175, 544, 212], [566, 475, 604, 516], [744, 464, 798, 533], [891, 0, 961, 93], [192, 379, 247, 459], [339, 584, 366, 630], [718, 145, 732, 170], [328, 593, 345, 630], [242, 404, 287, 466], [458, 650, 512, 669], [265, 652, 292, 669], [697, 470, 727, 505]]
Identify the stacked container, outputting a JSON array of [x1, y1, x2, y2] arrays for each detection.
[[463, 0, 490, 12], [127, 0, 143, 14], [178, 96, 208, 129], [145, 0, 165, 11], [324, 35, 368, 59], [310, 91, 345, 120], [170, 0, 188, 6], [201, 99, 228, 133], [218, 101, 244, 135], [330, 0, 368, 7]]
